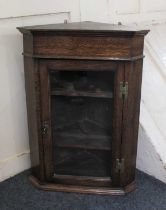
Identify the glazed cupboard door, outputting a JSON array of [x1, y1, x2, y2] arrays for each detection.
[[39, 59, 125, 187]]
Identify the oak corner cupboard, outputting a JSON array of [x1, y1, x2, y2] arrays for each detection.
[[17, 21, 149, 195]]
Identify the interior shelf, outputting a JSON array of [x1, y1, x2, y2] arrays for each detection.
[[54, 133, 111, 151], [51, 89, 113, 99]]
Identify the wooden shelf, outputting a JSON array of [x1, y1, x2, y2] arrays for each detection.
[[54, 133, 111, 151], [51, 89, 113, 99]]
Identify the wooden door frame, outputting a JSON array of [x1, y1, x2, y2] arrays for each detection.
[[111, 62, 125, 186], [39, 59, 125, 186], [39, 60, 53, 180]]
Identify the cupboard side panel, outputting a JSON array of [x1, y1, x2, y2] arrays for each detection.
[[120, 60, 143, 186], [24, 57, 44, 181]]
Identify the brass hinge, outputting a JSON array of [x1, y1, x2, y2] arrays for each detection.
[[116, 158, 125, 174], [120, 82, 128, 99]]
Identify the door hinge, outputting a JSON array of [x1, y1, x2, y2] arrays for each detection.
[[116, 158, 125, 174], [120, 82, 128, 99], [41, 121, 49, 136]]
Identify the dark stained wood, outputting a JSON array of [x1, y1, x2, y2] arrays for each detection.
[[23, 34, 33, 54], [18, 21, 149, 195], [47, 59, 118, 71], [111, 63, 125, 187], [18, 21, 149, 35], [23, 57, 45, 181], [29, 175, 136, 195], [32, 34, 145, 59], [120, 60, 144, 187], [131, 36, 144, 56], [18, 22, 149, 60], [53, 174, 111, 187], [23, 53, 144, 61], [39, 61, 54, 181], [33, 34, 132, 58]]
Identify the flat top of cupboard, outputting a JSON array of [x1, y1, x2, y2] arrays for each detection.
[[18, 21, 149, 36]]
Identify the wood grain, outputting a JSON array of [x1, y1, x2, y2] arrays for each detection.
[[19, 21, 148, 194], [33, 35, 132, 58], [120, 60, 143, 186], [29, 175, 136, 195], [23, 57, 45, 181]]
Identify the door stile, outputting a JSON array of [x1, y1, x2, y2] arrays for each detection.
[[111, 62, 125, 187], [39, 60, 54, 180]]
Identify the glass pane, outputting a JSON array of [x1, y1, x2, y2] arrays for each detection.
[[54, 148, 111, 177], [50, 70, 114, 177], [50, 71, 114, 93]]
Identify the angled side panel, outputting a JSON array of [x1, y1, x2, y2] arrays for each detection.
[[120, 59, 143, 186]]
